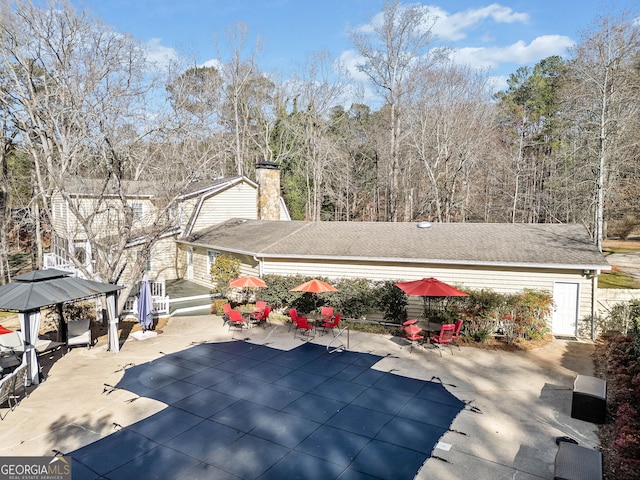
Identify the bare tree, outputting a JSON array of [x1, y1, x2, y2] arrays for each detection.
[[406, 63, 495, 222], [563, 11, 640, 250], [350, 0, 441, 221], [279, 51, 347, 221], [0, 0, 217, 310], [215, 22, 269, 176]]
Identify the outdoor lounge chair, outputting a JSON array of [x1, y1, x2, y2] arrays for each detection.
[[253, 301, 267, 314], [222, 303, 232, 325], [9, 358, 28, 408], [429, 323, 456, 356], [0, 331, 23, 356], [67, 319, 92, 349], [0, 373, 14, 419], [16, 331, 64, 356]]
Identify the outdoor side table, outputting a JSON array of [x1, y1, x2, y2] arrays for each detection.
[[571, 374, 606, 424], [553, 442, 602, 480]]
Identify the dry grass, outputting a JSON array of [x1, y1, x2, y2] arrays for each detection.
[[457, 333, 553, 351], [603, 238, 640, 250], [94, 316, 171, 342]]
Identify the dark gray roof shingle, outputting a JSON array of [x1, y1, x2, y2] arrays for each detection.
[[184, 219, 610, 269], [63, 176, 245, 198]]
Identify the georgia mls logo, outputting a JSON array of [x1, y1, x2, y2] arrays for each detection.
[[0, 456, 72, 480]]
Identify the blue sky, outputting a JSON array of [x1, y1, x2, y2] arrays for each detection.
[[71, 0, 627, 93]]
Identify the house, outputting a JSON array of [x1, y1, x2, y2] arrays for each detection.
[[180, 218, 611, 337], [47, 162, 290, 288], [47, 162, 611, 338]]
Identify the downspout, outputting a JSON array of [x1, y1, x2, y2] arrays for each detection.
[[254, 256, 263, 277], [591, 270, 599, 340]]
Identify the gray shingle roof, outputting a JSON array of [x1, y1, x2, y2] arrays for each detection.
[[63, 176, 246, 198], [183, 219, 610, 270]]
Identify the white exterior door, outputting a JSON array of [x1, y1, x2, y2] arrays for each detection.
[[186, 247, 193, 280], [552, 282, 579, 336]]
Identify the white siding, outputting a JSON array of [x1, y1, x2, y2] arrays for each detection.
[[184, 246, 260, 289], [149, 238, 179, 282], [260, 258, 594, 322], [191, 183, 257, 231]]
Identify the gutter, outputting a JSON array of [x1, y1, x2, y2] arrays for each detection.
[[174, 239, 611, 272]]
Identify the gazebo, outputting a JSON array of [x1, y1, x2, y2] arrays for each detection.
[[0, 269, 123, 385]]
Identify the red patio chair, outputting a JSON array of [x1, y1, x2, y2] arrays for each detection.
[[402, 323, 424, 353], [293, 315, 315, 340], [429, 323, 456, 356], [451, 319, 464, 350], [250, 306, 271, 328], [288, 309, 307, 332], [222, 303, 232, 325], [320, 306, 334, 323], [321, 313, 341, 335], [227, 309, 248, 333], [252, 301, 267, 315]]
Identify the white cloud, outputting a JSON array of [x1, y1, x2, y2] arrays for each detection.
[[338, 49, 370, 83], [451, 35, 575, 70], [357, 3, 528, 42], [145, 38, 179, 67], [487, 74, 509, 93], [201, 58, 223, 69], [427, 3, 528, 41]]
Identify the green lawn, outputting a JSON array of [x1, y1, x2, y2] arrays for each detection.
[[598, 270, 639, 289], [600, 242, 640, 289]]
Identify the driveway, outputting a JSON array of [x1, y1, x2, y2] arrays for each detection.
[[0, 315, 600, 479]]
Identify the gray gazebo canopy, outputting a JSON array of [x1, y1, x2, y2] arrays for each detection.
[[0, 269, 122, 311], [0, 269, 123, 385]]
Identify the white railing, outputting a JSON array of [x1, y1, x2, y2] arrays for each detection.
[[43, 253, 89, 279], [122, 279, 169, 316]]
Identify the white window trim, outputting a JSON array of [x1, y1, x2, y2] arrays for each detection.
[[207, 250, 220, 274]]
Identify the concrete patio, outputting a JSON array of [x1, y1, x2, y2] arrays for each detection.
[[0, 314, 600, 479]]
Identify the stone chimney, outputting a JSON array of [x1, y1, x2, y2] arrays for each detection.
[[256, 161, 281, 221]]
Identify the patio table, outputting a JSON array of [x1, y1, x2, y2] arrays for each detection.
[[418, 322, 446, 344]]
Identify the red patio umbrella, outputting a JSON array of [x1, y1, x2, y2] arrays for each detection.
[[229, 276, 267, 289], [395, 278, 468, 297], [291, 279, 338, 293], [229, 276, 267, 304], [396, 277, 468, 321], [291, 279, 338, 313]]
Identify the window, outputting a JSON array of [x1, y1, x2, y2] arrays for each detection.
[[207, 250, 220, 274], [137, 249, 152, 272], [131, 201, 144, 220]]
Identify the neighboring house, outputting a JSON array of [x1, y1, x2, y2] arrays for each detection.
[[46, 162, 290, 288], [180, 219, 611, 337]]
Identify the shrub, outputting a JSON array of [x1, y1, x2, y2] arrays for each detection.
[[600, 300, 640, 335], [211, 299, 227, 315], [465, 317, 495, 343], [374, 280, 408, 323], [453, 288, 552, 344], [332, 278, 377, 319], [253, 275, 554, 343], [599, 329, 640, 479], [210, 255, 240, 297]]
